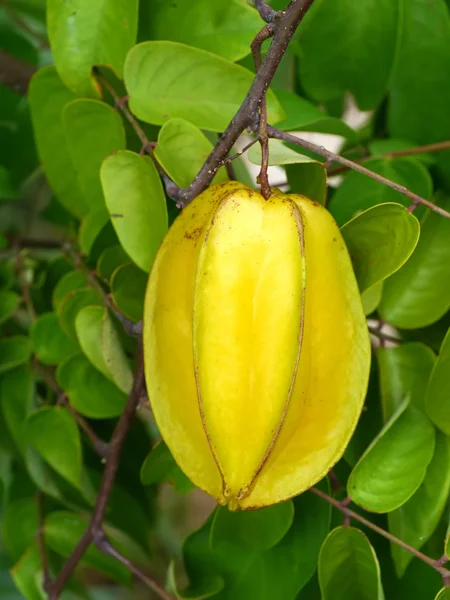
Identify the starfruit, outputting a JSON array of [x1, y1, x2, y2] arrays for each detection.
[[143, 181, 370, 510]]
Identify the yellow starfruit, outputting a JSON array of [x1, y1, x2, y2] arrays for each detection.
[[143, 181, 370, 510]]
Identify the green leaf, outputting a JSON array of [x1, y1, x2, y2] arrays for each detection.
[[436, 590, 450, 600], [145, 0, 261, 62], [425, 328, 450, 434], [340, 203, 420, 293], [362, 282, 383, 316], [389, 431, 450, 576], [96, 245, 130, 281], [275, 90, 355, 138], [368, 139, 435, 167], [2, 498, 37, 561], [57, 288, 103, 340], [328, 157, 432, 226], [298, 0, 399, 110], [284, 163, 327, 206], [0, 291, 19, 325], [57, 354, 127, 418], [78, 207, 109, 255], [140, 441, 194, 494], [52, 270, 90, 310], [110, 263, 147, 322], [47, 0, 138, 97], [0, 366, 34, 456], [45, 511, 130, 584], [154, 118, 228, 188], [211, 502, 294, 552], [75, 305, 132, 393], [348, 401, 435, 512], [318, 526, 384, 600], [379, 197, 450, 328], [63, 99, 126, 215], [101, 150, 168, 273], [249, 139, 319, 166], [30, 312, 79, 365], [26, 407, 82, 489], [377, 343, 436, 421], [124, 41, 285, 132], [28, 66, 87, 219], [0, 337, 32, 374], [10, 545, 45, 600]]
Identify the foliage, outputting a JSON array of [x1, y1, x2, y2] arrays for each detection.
[[0, 0, 450, 599]]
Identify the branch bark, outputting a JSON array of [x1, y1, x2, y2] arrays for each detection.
[[0, 50, 36, 95]]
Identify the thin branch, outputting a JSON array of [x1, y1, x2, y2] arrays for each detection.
[[177, 0, 317, 206], [36, 492, 52, 592], [49, 340, 146, 599], [0, 49, 36, 94], [253, 0, 278, 23], [265, 126, 450, 219], [368, 326, 402, 345], [7, 236, 66, 250], [94, 531, 174, 600], [0, 0, 49, 48], [223, 137, 260, 164], [310, 487, 450, 585]]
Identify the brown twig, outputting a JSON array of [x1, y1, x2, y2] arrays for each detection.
[[223, 137, 260, 164], [0, 0, 48, 48], [177, 0, 317, 206], [36, 492, 52, 592], [310, 487, 450, 585], [253, 0, 278, 22], [265, 126, 450, 219], [0, 49, 36, 94], [49, 340, 146, 599], [94, 531, 174, 600], [368, 326, 402, 345]]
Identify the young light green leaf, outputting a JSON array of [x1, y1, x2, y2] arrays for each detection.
[[318, 527, 384, 600], [124, 41, 284, 132], [362, 282, 383, 316], [52, 270, 90, 310], [379, 197, 450, 328], [47, 0, 138, 96], [10, 544, 46, 600], [328, 157, 432, 226], [101, 150, 168, 273], [57, 354, 127, 418], [377, 343, 436, 421], [0, 291, 19, 325], [2, 498, 38, 561], [348, 402, 435, 513], [210, 501, 294, 551], [340, 203, 420, 293], [31, 312, 79, 365], [425, 328, 450, 434], [57, 288, 103, 340], [154, 118, 228, 188], [389, 431, 450, 577], [110, 263, 147, 322], [145, 0, 261, 62], [26, 407, 82, 490], [75, 305, 132, 393], [63, 99, 126, 214], [0, 336, 32, 374], [298, 0, 398, 110], [275, 90, 355, 138], [248, 139, 318, 166], [28, 66, 87, 219], [140, 441, 194, 494], [0, 365, 34, 456]]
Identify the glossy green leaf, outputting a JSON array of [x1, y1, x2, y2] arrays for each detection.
[[275, 90, 355, 138], [10, 545, 45, 600], [249, 139, 318, 166], [154, 118, 228, 188], [362, 282, 383, 316], [47, 0, 138, 97], [28, 66, 87, 219], [379, 197, 450, 328], [0, 291, 19, 325], [211, 502, 294, 551], [101, 150, 168, 273], [2, 498, 38, 561], [45, 511, 130, 584], [425, 328, 450, 434], [57, 288, 102, 340], [318, 527, 383, 600], [52, 270, 90, 310], [110, 263, 147, 322], [328, 157, 432, 226], [124, 41, 284, 132], [57, 354, 127, 418], [0, 336, 32, 374], [340, 203, 420, 293], [26, 407, 82, 489], [63, 99, 126, 215], [75, 305, 132, 393], [145, 0, 261, 62], [377, 343, 436, 421], [30, 312, 79, 365], [96, 245, 130, 281], [0, 365, 34, 456], [140, 441, 194, 494], [389, 432, 450, 576], [348, 401, 435, 512], [298, 0, 398, 110]]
